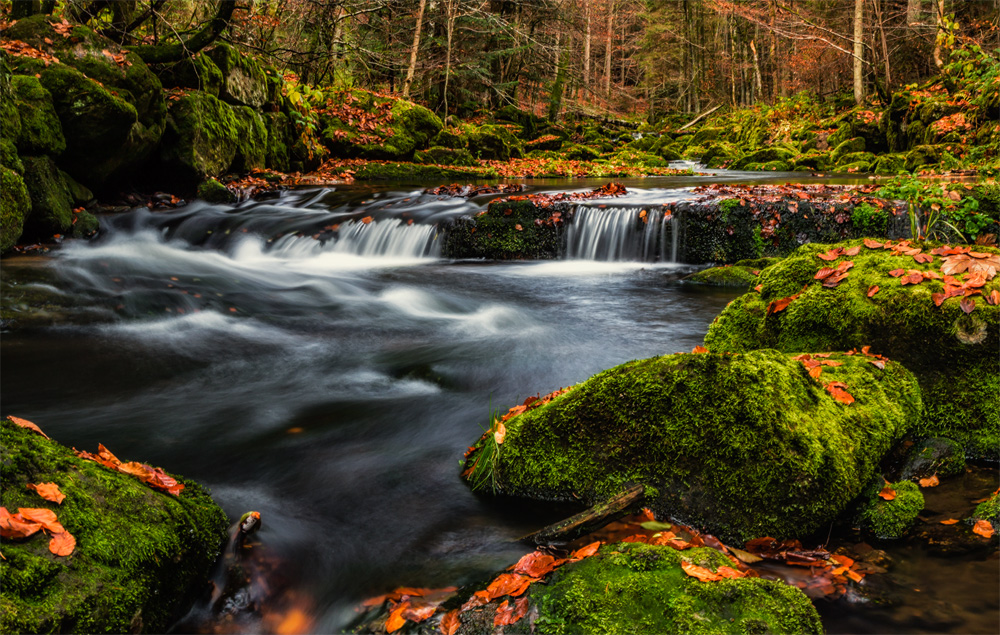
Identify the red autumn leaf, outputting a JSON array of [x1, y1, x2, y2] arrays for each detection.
[[754, 284, 763, 292], [868, 359, 886, 370], [767, 296, 796, 314], [918, 474, 940, 488], [17, 508, 65, 534], [814, 268, 836, 280], [484, 573, 536, 600], [440, 610, 460, 635], [692, 345, 709, 354], [48, 531, 75, 556], [822, 272, 849, 288], [973, 520, 995, 539], [846, 569, 864, 583], [0, 507, 43, 539], [888, 269, 905, 277], [879, 484, 896, 501], [863, 238, 884, 249], [901, 273, 923, 285], [493, 421, 506, 445], [817, 248, 844, 261], [570, 541, 601, 560], [821, 360, 843, 367], [494, 596, 530, 626], [987, 290, 1000, 306], [26, 482, 66, 504], [867, 285, 879, 298], [940, 518, 960, 525], [913, 253, 934, 264], [830, 554, 854, 568], [809, 366, 823, 380], [825, 382, 855, 405], [961, 297, 976, 314], [360, 216, 373, 225], [932, 293, 946, 307], [402, 603, 438, 623], [681, 560, 723, 582], [512, 551, 563, 578], [844, 246, 861, 256], [715, 565, 746, 579], [386, 602, 409, 633], [7, 416, 49, 439]]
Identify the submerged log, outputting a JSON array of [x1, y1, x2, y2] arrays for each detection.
[[521, 483, 645, 545]]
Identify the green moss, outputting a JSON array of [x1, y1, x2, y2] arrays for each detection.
[[263, 111, 293, 172], [1, 138, 23, 173], [464, 123, 523, 161], [206, 42, 269, 108], [831, 137, 866, 162], [530, 543, 821, 635], [900, 437, 965, 480], [684, 265, 758, 288], [972, 491, 999, 531], [851, 203, 890, 236], [857, 480, 924, 539], [871, 153, 907, 175], [1, 166, 29, 251], [158, 90, 238, 182], [704, 240, 1000, 458], [196, 178, 235, 204], [347, 161, 478, 181], [154, 53, 223, 96], [731, 147, 795, 170], [1, 58, 23, 148], [463, 348, 921, 542], [0, 419, 228, 634], [565, 144, 602, 161], [11, 75, 65, 156], [430, 128, 467, 149], [19, 155, 74, 238], [444, 200, 560, 260], [230, 105, 268, 172], [414, 146, 476, 167], [700, 141, 741, 168]]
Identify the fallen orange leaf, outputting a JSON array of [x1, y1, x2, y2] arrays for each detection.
[[17, 508, 65, 534], [512, 551, 563, 578], [440, 609, 460, 635], [7, 416, 49, 439], [878, 484, 896, 501], [493, 421, 506, 445], [26, 482, 66, 504], [386, 601, 409, 633], [484, 573, 536, 600], [972, 520, 994, 539], [0, 507, 43, 539], [918, 474, 940, 488], [48, 530, 75, 556], [681, 560, 722, 582], [939, 518, 960, 525], [570, 541, 601, 560], [691, 345, 709, 353], [867, 285, 879, 298], [494, 596, 530, 626]]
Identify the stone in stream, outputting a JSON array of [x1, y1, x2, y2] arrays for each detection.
[[854, 480, 925, 540], [460, 348, 922, 544], [704, 239, 1000, 458], [0, 419, 228, 634]]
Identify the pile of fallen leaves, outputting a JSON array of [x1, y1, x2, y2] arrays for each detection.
[[494, 182, 628, 209], [424, 184, 526, 198], [1, 38, 60, 66], [75, 443, 184, 497]]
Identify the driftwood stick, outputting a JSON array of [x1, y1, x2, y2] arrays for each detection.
[[520, 483, 645, 546], [678, 104, 722, 131]]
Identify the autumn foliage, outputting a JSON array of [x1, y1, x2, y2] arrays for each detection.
[[75, 443, 185, 496]]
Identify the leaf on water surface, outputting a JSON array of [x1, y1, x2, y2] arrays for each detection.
[[48, 531, 75, 556], [7, 416, 49, 439], [918, 474, 940, 488], [360, 216, 373, 225], [729, 547, 763, 564], [940, 519, 960, 525], [26, 482, 65, 504], [973, 520, 995, 539]]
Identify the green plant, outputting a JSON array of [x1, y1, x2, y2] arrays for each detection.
[[282, 75, 327, 160], [851, 203, 889, 237], [877, 176, 985, 241], [465, 399, 503, 493]]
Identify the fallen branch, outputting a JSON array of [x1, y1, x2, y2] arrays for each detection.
[[521, 483, 645, 545]]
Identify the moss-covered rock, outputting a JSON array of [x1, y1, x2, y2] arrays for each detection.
[[319, 90, 441, 161], [899, 437, 965, 480], [857, 480, 924, 539], [905, 144, 946, 171], [465, 123, 523, 161], [262, 111, 294, 172], [871, 153, 907, 175], [11, 75, 65, 156], [1, 58, 23, 150], [158, 90, 238, 183], [444, 200, 560, 260], [564, 143, 601, 161], [526, 543, 821, 635], [154, 52, 223, 96], [683, 265, 759, 288], [0, 419, 228, 634], [703, 240, 1000, 457], [972, 490, 999, 533], [1, 166, 30, 251], [206, 42, 269, 108], [414, 145, 477, 167], [230, 105, 268, 172], [700, 141, 741, 168], [19, 155, 75, 238], [196, 177, 236, 204], [462, 348, 921, 542], [731, 147, 795, 170]]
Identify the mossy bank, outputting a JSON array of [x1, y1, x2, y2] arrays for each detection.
[[461, 348, 922, 543], [0, 419, 228, 634]]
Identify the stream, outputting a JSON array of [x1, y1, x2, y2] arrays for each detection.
[[1, 171, 996, 634]]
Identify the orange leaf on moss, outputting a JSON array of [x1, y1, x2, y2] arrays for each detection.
[[26, 482, 65, 504], [7, 416, 49, 439], [680, 560, 722, 582], [48, 531, 75, 556], [440, 609, 461, 635], [973, 520, 994, 538]]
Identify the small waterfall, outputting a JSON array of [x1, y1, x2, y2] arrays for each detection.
[[565, 206, 679, 262], [269, 218, 441, 259]]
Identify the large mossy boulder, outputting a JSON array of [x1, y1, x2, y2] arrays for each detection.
[[462, 348, 921, 542], [444, 200, 561, 260], [230, 105, 268, 172], [464, 123, 523, 161], [158, 90, 239, 183], [154, 52, 223, 96], [1, 166, 30, 250], [206, 42, 269, 109], [319, 89, 441, 160], [464, 543, 821, 635], [0, 419, 228, 634], [704, 240, 1000, 457], [5, 16, 166, 187], [19, 155, 75, 238], [11, 75, 65, 156]]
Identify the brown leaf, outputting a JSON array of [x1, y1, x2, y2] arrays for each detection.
[[825, 382, 855, 405], [494, 596, 530, 626], [913, 253, 934, 264], [26, 482, 66, 504], [809, 366, 823, 380], [7, 416, 49, 439], [960, 297, 976, 314], [973, 519, 995, 539], [844, 246, 861, 256], [48, 531, 75, 556], [901, 272, 923, 285], [817, 248, 844, 261], [932, 293, 946, 307], [814, 267, 836, 280], [386, 602, 409, 633], [17, 508, 65, 534], [484, 573, 536, 600], [360, 216, 373, 225], [493, 421, 506, 445], [888, 269, 905, 277], [681, 560, 723, 582], [512, 551, 563, 578], [440, 609, 461, 635], [867, 285, 879, 298], [918, 474, 940, 488], [863, 238, 884, 249], [767, 295, 796, 314], [986, 289, 1000, 306], [0, 507, 43, 539]]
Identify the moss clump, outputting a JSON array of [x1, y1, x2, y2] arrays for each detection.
[[230, 105, 268, 172], [463, 348, 921, 542], [1, 166, 30, 251], [444, 200, 560, 260], [683, 265, 758, 288], [529, 543, 822, 635], [196, 178, 235, 204], [972, 491, 999, 532], [263, 111, 293, 172], [857, 480, 924, 539], [19, 155, 75, 238], [154, 53, 223, 96], [464, 123, 523, 161], [0, 420, 228, 634], [206, 42, 269, 108], [851, 202, 890, 236], [11, 75, 65, 156], [704, 240, 1000, 457], [414, 146, 476, 167], [158, 90, 238, 183]]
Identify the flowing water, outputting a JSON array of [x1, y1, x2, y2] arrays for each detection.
[[1, 173, 996, 634]]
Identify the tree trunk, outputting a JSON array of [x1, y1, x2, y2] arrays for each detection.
[[130, 0, 236, 64], [583, 0, 592, 89], [402, 0, 428, 99], [933, 0, 946, 69], [907, 0, 922, 25], [854, 0, 864, 104], [443, 0, 456, 117], [603, 1, 614, 97], [750, 37, 764, 103]]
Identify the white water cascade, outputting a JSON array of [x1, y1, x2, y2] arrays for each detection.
[[564, 206, 679, 262], [270, 218, 441, 259]]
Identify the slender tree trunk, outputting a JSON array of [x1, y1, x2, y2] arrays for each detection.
[[932, 0, 946, 69], [443, 0, 456, 117], [854, 0, 864, 104], [872, 0, 891, 90], [769, 0, 779, 102], [750, 37, 764, 103], [402, 0, 428, 99], [603, 1, 614, 97], [583, 0, 592, 89], [907, 0, 922, 25]]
